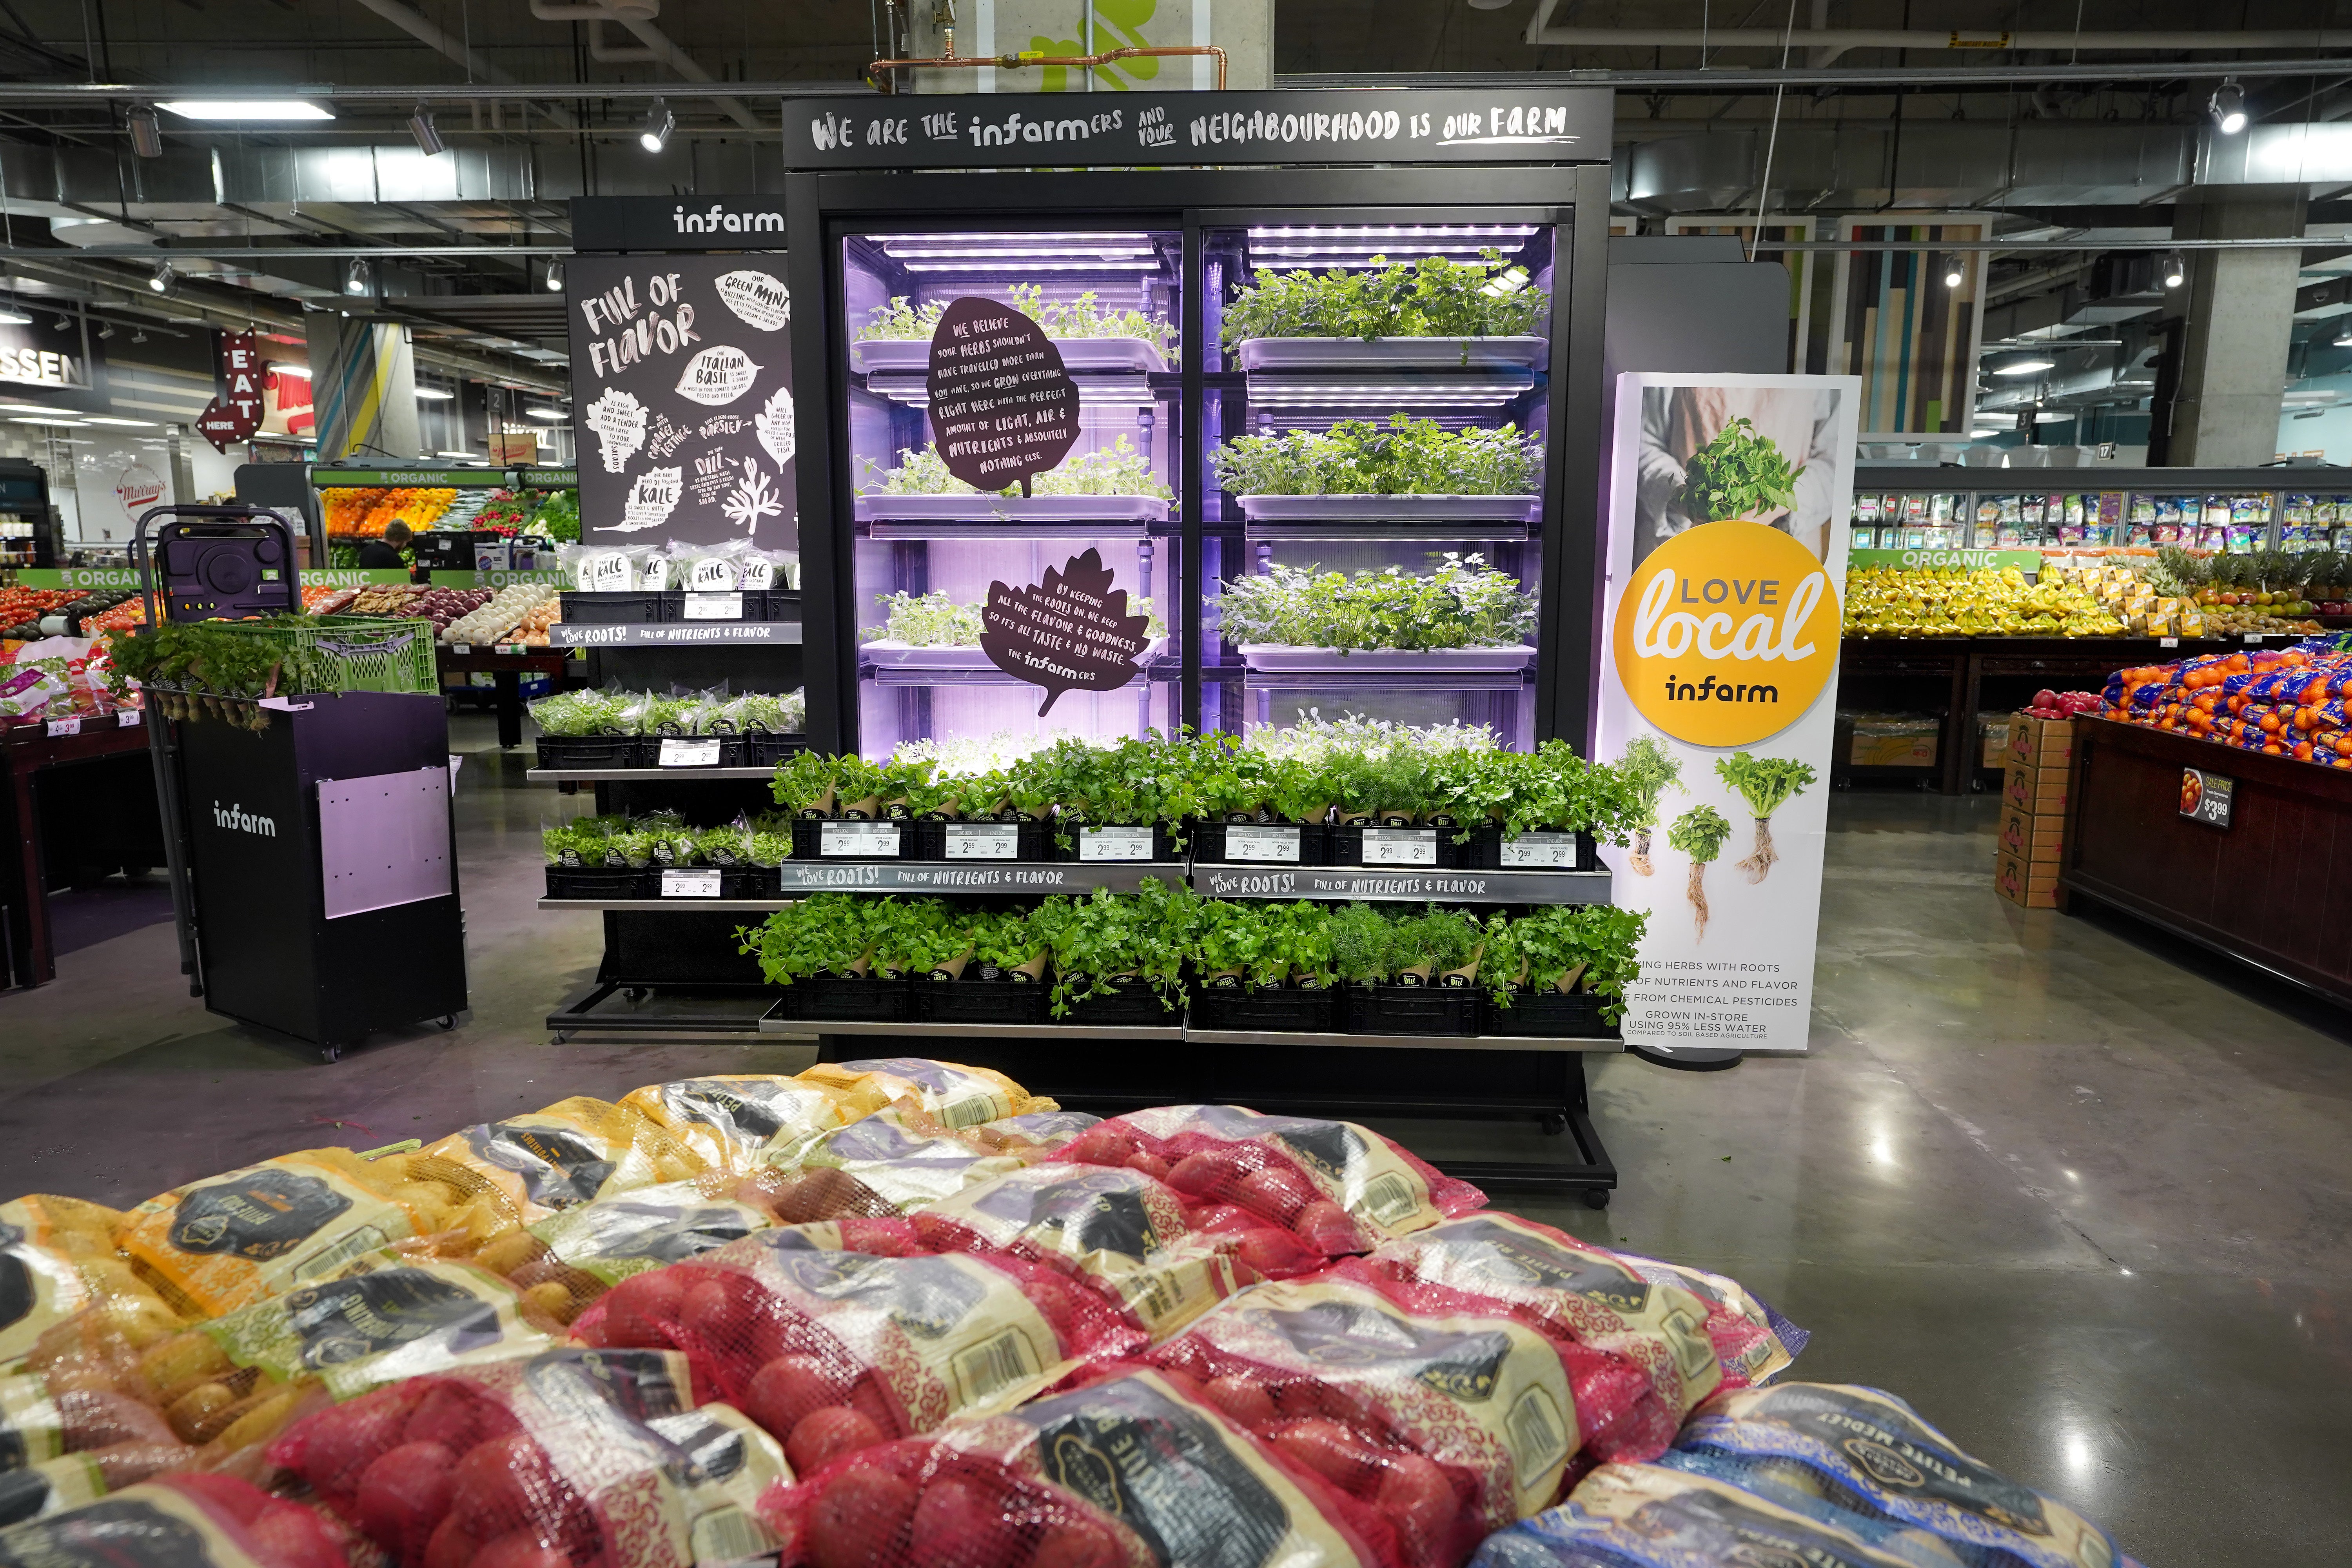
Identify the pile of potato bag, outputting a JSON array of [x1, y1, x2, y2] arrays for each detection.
[[0, 1058, 2138, 1568]]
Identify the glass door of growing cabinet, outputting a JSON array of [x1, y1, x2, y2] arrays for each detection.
[[837, 222, 1184, 766], [1196, 220, 1557, 754]]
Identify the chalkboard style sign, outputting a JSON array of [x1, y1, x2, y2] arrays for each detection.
[[982, 548, 1154, 714], [567, 252, 795, 547], [926, 297, 1078, 496]]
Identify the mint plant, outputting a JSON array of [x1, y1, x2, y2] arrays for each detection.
[[1680, 417, 1803, 524]]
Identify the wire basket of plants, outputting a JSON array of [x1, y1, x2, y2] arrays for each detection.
[[543, 811, 794, 898], [528, 685, 806, 769], [1221, 549, 1538, 675], [1213, 414, 1542, 525], [857, 434, 1174, 523], [860, 586, 1168, 669], [107, 615, 436, 728], [851, 281, 1180, 374], [1224, 248, 1548, 372]]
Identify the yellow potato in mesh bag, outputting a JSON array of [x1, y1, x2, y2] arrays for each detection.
[[798, 1056, 1055, 1131], [423, 1097, 710, 1222], [114, 1148, 517, 1320], [0, 1197, 180, 1371], [618, 1074, 868, 1172]]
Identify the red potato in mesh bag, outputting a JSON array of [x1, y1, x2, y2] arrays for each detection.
[[270, 1344, 790, 1568], [0, 1474, 354, 1568], [1052, 1107, 1483, 1259], [1610, 1251, 1808, 1390], [757, 1369, 1404, 1568], [1139, 1273, 1592, 1567], [570, 1237, 1148, 1466]]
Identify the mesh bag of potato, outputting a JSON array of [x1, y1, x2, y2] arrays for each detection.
[[1470, 1461, 1932, 1568], [422, 1099, 713, 1224], [0, 1472, 364, 1568], [0, 1195, 185, 1374]]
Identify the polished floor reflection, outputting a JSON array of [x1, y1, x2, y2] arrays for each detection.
[[2, 728, 2346, 1565]]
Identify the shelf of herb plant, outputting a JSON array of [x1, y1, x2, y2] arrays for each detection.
[[1234, 337, 1549, 373], [551, 622, 804, 648], [1190, 862, 1613, 905]]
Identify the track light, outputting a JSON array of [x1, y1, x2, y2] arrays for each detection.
[[96, 322, 114, 340], [2161, 252, 2187, 289], [407, 106, 445, 158], [1942, 258, 1964, 288], [127, 105, 161, 159], [2210, 78, 2248, 134], [0, 305, 28, 326], [345, 258, 373, 298], [51, 314, 70, 331], [544, 259, 565, 293], [131, 328, 147, 343], [638, 98, 673, 154]]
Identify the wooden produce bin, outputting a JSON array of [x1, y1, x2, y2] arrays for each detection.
[[2062, 717, 2352, 1007]]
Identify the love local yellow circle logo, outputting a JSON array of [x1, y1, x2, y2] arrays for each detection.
[[1613, 520, 1840, 746]]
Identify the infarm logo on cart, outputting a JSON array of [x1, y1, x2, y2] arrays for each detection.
[[211, 801, 277, 838]]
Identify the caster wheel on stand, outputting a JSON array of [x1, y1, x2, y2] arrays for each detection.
[[1539, 1112, 1567, 1136], [623, 987, 649, 1002], [437, 1015, 456, 1030], [1582, 1187, 1611, 1210], [319, 1043, 343, 1063], [552, 1031, 570, 1044]]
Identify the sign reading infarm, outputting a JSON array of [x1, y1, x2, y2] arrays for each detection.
[[1595, 373, 1863, 1057]]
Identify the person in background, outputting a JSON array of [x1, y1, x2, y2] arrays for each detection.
[[356, 519, 411, 570]]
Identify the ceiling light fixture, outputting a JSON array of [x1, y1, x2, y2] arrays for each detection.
[[0, 306, 27, 326], [524, 406, 565, 421], [83, 416, 152, 427], [49, 314, 70, 331], [9, 415, 88, 427], [1943, 258, 1965, 288], [158, 100, 334, 122], [407, 106, 445, 158], [268, 362, 310, 377], [344, 258, 373, 298], [544, 259, 565, 292], [638, 98, 674, 154], [2209, 78, 2248, 134], [1992, 358, 2055, 377], [435, 450, 479, 460], [148, 261, 175, 296], [96, 322, 114, 339], [2161, 253, 2187, 289], [127, 105, 162, 159], [414, 387, 455, 401]]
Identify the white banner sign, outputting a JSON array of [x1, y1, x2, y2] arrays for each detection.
[[1594, 373, 1860, 1054]]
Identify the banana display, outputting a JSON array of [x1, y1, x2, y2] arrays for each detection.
[[1842, 565, 2127, 637]]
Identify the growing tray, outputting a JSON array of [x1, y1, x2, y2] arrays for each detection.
[[1054, 822, 1184, 864], [1343, 983, 1481, 1037], [1327, 824, 1457, 869], [1234, 336, 1548, 372], [1481, 989, 1619, 1039], [544, 866, 650, 899], [1239, 644, 1537, 675], [863, 637, 1169, 669], [909, 818, 1056, 862], [911, 980, 1051, 1026], [748, 733, 809, 766], [853, 337, 1169, 375], [1456, 827, 1598, 871], [777, 974, 914, 1023], [554, 591, 663, 624], [1191, 820, 1328, 867], [535, 734, 648, 770], [1188, 984, 1341, 1033], [1235, 495, 1539, 523], [1061, 980, 1181, 1028], [790, 818, 911, 861], [856, 494, 1173, 524]]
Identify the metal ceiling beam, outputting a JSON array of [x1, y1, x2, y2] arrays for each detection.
[[0, 245, 572, 259]]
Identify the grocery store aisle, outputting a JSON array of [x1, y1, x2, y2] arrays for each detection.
[[2, 734, 2350, 1564]]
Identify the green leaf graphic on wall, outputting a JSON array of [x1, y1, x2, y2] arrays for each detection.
[[1033, 0, 1167, 91]]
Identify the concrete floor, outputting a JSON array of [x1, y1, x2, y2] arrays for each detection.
[[5, 717, 2350, 1564]]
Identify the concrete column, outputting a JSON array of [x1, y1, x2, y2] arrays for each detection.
[[2167, 185, 2305, 466]]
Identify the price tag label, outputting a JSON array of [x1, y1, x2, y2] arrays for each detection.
[[44, 717, 80, 737], [2245, 633, 2265, 644], [1499, 831, 1575, 867], [116, 710, 141, 728], [683, 592, 744, 621], [1223, 824, 1301, 863], [451, 643, 472, 656], [2160, 637, 2179, 648], [658, 737, 722, 767], [822, 821, 902, 857], [1361, 827, 1437, 865], [944, 823, 1020, 859], [1079, 826, 1154, 862], [660, 868, 722, 898]]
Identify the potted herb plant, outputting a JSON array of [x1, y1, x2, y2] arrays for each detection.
[[853, 283, 1178, 375], [910, 906, 1051, 1027], [1223, 250, 1548, 373], [1479, 904, 1646, 1038], [1333, 904, 1483, 1037], [1028, 877, 1197, 1025], [1186, 899, 1339, 1033], [857, 434, 1174, 523], [1188, 737, 1332, 866], [1210, 415, 1543, 525], [737, 895, 913, 1024], [773, 751, 907, 861], [1220, 551, 1537, 675]]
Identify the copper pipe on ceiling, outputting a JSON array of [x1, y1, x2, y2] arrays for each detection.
[[869, 44, 1228, 94]]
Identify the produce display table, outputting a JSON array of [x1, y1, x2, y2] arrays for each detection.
[[0, 713, 159, 988], [1839, 634, 2273, 794], [434, 644, 570, 749], [2062, 716, 2352, 1008]]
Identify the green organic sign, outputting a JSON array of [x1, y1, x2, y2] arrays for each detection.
[[517, 468, 578, 489], [1846, 547, 2047, 573], [428, 568, 567, 589], [312, 466, 508, 488]]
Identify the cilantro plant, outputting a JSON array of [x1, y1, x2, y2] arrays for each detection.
[[1210, 416, 1540, 497], [1680, 416, 1803, 523], [1479, 905, 1647, 1023], [1025, 877, 1199, 1015], [1221, 250, 1545, 347], [1220, 554, 1535, 652]]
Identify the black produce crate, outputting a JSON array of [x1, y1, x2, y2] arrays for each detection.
[[910, 818, 1055, 862], [1328, 823, 1456, 869], [535, 734, 648, 769], [912, 979, 1051, 1025], [544, 866, 649, 898], [1457, 826, 1600, 870], [644, 733, 751, 768], [653, 588, 803, 622], [1481, 989, 1620, 1039], [1192, 820, 1328, 867], [1060, 980, 1181, 1027], [556, 591, 664, 624], [1054, 822, 1184, 864], [779, 974, 913, 1022], [748, 733, 808, 766], [791, 818, 911, 861], [1188, 984, 1341, 1033], [1343, 983, 1480, 1037], [714, 865, 782, 898]]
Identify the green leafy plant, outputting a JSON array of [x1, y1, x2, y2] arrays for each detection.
[[1191, 899, 1335, 989], [1220, 554, 1535, 653], [1619, 736, 1682, 876], [1667, 803, 1733, 941], [530, 488, 581, 544], [1220, 250, 1544, 347], [1210, 415, 1540, 498], [771, 750, 891, 817], [864, 591, 985, 647], [863, 434, 1172, 501], [1680, 417, 1802, 524], [737, 894, 884, 984], [108, 617, 355, 728], [1716, 751, 1818, 882], [1027, 877, 1199, 1016], [1480, 905, 1647, 1023], [857, 283, 1178, 363]]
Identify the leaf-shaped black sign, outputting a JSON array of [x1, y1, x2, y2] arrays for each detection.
[[980, 549, 1154, 715], [927, 296, 1081, 496]]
